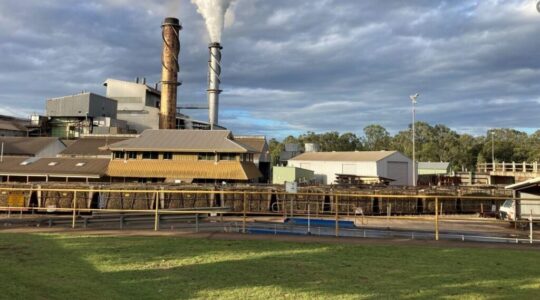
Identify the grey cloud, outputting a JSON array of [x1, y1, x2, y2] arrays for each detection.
[[0, 0, 539, 139]]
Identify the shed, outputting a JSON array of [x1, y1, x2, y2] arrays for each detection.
[[288, 151, 413, 186], [272, 166, 314, 185], [418, 162, 450, 175]]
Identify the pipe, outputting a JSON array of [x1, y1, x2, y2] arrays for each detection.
[[208, 42, 222, 129], [160, 17, 182, 130]]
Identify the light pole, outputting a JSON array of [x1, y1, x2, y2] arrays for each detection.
[[491, 131, 495, 171], [409, 93, 419, 187]]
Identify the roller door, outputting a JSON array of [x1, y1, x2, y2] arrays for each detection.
[[387, 161, 409, 185]]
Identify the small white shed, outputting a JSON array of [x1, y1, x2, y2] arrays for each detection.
[[288, 151, 413, 186]]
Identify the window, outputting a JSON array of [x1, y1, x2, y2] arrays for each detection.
[[114, 152, 124, 159], [142, 152, 159, 159], [127, 152, 137, 159], [219, 153, 237, 161], [198, 153, 215, 161], [163, 152, 173, 160]]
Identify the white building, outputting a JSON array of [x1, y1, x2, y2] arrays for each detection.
[[288, 151, 414, 186]]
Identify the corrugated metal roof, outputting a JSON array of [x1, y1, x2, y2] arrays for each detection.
[[0, 118, 27, 132], [107, 160, 261, 180], [0, 137, 61, 156], [289, 151, 399, 162], [234, 136, 267, 153], [107, 130, 253, 153], [418, 162, 450, 170], [0, 157, 109, 177], [60, 136, 131, 157], [505, 177, 540, 190]]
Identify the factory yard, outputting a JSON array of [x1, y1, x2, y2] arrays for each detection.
[[0, 231, 539, 299]]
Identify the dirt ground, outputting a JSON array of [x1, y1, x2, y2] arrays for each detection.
[[1, 226, 538, 251]]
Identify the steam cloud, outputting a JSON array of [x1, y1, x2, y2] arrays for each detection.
[[191, 0, 235, 43]]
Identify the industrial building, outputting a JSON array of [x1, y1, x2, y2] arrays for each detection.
[[46, 92, 127, 138], [272, 166, 314, 185], [287, 151, 413, 186], [106, 130, 261, 183], [235, 135, 270, 182]]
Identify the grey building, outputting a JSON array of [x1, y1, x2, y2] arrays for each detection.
[[104, 78, 225, 133], [46, 92, 117, 118], [46, 92, 126, 138], [104, 78, 161, 133]]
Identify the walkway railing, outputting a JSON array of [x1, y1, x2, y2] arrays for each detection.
[[0, 187, 538, 245]]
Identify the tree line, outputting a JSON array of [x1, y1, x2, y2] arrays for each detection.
[[269, 122, 540, 172]]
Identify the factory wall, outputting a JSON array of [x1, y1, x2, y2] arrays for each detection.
[[117, 107, 160, 133], [46, 93, 117, 118]]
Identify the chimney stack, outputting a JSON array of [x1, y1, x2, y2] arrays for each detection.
[[160, 17, 182, 129], [207, 42, 222, 130]]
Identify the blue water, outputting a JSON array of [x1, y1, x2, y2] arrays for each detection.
[[285, 217, 356, 228]]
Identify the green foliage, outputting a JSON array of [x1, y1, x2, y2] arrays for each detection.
[[1, 233, 540, 299], [270, 122, 538, 170]]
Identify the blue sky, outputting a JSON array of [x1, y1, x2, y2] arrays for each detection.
[[0, 0, 539, 139]]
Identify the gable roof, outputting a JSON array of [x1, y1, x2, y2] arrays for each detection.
[[60, 136, 132, 157], [234, 136, 267, 153], [289, 151, 400, 162], [0, 137, 61, 156], [0, 117, 28, 132], [107, 130, 254, 153], [505, 177, 540, 190]]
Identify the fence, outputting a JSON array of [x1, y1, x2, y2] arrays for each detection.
[[0, 187, 538, 245], [477, 162, 540, 173]]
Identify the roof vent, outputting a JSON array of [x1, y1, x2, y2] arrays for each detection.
[[75, 162, 86, 167], [48, 162, 58, 166]]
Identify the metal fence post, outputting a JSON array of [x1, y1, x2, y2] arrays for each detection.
[[72, 191, 77, 229], [154, 191, 159, 231], [435, 197, 439, 241], [307, 203, 311, 235], [243, 192, 247, 233], [335, 194, 339, 237], [530, 210, 533, 244]]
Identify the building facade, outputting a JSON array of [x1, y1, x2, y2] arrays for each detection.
[[288, 151, 413, 186], [106, 130, 261, 183]]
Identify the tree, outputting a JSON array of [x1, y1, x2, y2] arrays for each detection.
[[363, 124, 391, 151]]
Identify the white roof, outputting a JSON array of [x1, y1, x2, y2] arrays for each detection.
[[289, 151, 400, 162]]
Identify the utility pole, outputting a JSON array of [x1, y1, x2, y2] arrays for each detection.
[[491, 131, 495, 171]]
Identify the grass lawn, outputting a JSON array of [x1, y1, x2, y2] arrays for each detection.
[[0, 233, 539, 299]]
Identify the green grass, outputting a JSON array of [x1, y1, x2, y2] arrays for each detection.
[[0, 233, 539, 299]]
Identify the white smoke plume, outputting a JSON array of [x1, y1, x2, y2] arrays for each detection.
[[191, 0, 235, 43]]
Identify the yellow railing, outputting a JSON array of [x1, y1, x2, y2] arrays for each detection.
[[0, 187, 537, 243]]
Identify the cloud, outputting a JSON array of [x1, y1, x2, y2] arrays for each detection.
[[0, 0, 539, 139]]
